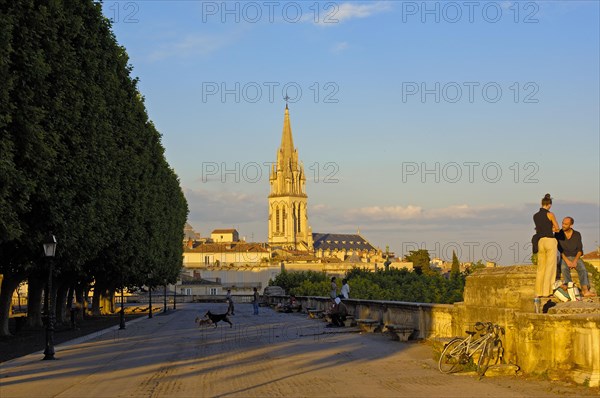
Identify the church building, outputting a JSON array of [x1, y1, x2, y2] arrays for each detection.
[[267, 105, 381, 263], [267, 104, 313, 251]]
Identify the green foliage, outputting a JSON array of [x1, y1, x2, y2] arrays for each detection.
[[291, 280, 330, 296], [348, 268, 465, 303], [531, 253, 538, 265], [273, 267, 466, 304], [269, 270, 327, 294], [584, 262, 599, 291], [404, 249, 434, 275], [464, 260, 486, 275], [451, 251, 460, 278], [0, 0, 188, 332]]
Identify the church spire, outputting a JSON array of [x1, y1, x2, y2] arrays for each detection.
[[268, 105, 311, 251], [280, 104, 295, 160]]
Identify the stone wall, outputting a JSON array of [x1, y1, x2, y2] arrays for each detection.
[[267, 264, 599, 386]]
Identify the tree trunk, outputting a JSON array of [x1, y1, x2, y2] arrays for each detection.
[[55, 283, 69, 325], [0, 275, 21, 336], [76, 286, 86, 321], [26, 276, 44, 329], [92, 287, 101, 316]]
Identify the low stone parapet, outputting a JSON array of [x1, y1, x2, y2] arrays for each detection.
[[263, 265, 600, 387]]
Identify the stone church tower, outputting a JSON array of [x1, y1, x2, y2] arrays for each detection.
[[268, 105, 313, 251]]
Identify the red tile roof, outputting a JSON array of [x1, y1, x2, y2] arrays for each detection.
[[582, 250, 600, 260], [185, 242, 268, 253]]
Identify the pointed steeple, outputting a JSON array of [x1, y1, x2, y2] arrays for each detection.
[[280, 104, 295, 160], [268, 105, 311, 251]]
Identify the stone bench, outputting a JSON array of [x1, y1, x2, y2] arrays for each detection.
[[385, 324, 415, 342], [356, 318, 379, 333], [308, 309, 324, 319], [324, 314, 355, 327], [344, 315, 355, 327]]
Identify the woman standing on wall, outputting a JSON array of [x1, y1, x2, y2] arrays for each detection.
[[330, 277, 337, 299], [533, 193, 560, 297]]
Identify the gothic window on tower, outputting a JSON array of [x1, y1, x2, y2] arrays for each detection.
[[276, 207, 280, 233], [282, 207, 286, 234], [297, 205, 301, 232], [293, 204, 297, 235]]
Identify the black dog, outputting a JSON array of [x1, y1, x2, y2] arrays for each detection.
[[205, 310, 233, 328]]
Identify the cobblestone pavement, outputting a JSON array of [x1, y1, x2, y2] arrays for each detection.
[[0, 303, 596, 397]]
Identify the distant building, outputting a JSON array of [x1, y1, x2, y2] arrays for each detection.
[[582, 248, 600, 271], [178, 272, 223, 296], [312, 232, 378, 262], [211, 229, 239, 243], [183, 222, 201, 241], [184, 241, 268, 266], [180, 106, 391, 289], [268, 105, 312, 251]]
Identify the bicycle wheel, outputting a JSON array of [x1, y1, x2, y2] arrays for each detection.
[[477, 340, 494, 376], [439, 338, 466, 373]]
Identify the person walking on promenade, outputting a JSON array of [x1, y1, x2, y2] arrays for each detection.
[[252, 287, 259, 315], [533, 193, 560, 297], [226, 289, 235, 315]]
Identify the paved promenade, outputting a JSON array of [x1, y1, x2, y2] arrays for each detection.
[[0, 303, 595, 397]]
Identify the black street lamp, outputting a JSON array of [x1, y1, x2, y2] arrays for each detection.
[[43, 234, 57, 360], [147, 273, 153, 319], [163, 281, 167, 314]]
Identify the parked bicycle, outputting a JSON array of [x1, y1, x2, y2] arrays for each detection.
[[438, 321, 505, 376]]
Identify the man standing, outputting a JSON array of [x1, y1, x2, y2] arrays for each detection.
[[556, 217, 596, 297], [225, 289, 235, 315], [252, 287, 259, 315], [340, 279, 350, 299]]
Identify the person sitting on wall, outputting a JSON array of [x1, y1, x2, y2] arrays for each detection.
[[555, 217, 597, 297], [282, 295, 299, 313], [326, 297, 347, 327]]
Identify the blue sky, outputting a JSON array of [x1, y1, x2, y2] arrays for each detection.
[[102, 1, 599, 264]]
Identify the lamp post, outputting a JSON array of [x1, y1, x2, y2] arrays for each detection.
[[43, 234, 57, 360], [163, 281, 167, 314], [173, 287, 176, 310], [147, 273, 153, 319]]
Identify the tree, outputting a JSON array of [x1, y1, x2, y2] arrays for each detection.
[[451, 250, 460, 279], [0, 0, 188, 334], [405, 249, 432, 275]]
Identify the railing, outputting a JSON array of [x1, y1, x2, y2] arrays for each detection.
[[263, 294, 456, 339], [120, 294, 256, 304]]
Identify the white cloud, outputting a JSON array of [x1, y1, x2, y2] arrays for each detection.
[[334, 2, 393, 22], [331, 41, 349, 53], [344, 204, 516, 222], [310, 2, 393, 25], [183, 187, 265, 226], [148, 34, 233, 61], [346, 205, 423, 221]]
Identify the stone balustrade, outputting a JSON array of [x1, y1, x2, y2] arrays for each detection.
[[265, 265, 599, 387]]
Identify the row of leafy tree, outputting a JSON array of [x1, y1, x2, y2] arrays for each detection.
[[270, 249, 599, 303], [270, 250, 483, 304], [0, 1, 188, 336]]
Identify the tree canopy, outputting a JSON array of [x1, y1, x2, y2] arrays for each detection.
[[0, 0, 188, 335]]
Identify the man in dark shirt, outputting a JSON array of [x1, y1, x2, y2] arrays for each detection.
[[555, 217, 596, 297]]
